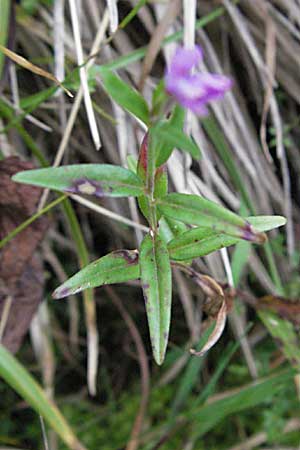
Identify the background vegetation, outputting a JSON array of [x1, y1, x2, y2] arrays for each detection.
[[0, 0, 300, 449]]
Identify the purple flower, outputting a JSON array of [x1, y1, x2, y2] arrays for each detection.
[[165, 45, 232, 115]]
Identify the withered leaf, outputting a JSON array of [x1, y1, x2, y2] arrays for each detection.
[[190, 300, 227, 357], [186, 271, 228, 357], [0, 157, 49, 352], [0, 44, 73, 97]]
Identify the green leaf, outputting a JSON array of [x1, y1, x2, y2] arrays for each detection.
[[53, 249, 140, 298], [12, 164, 145, 198], [188, 369, 295, 440], [168, 215, 286, 261], [151, 80, 168, 117], [159, 216, 188, 244], [158, 193, 267, 244], [259, 311, 300, 367], [231, 240, 251, 285], [169, 324, 214, 418], [136, 131, 168, 222], [155, 106, 185, 167], [0, 0, 10, 79], [99, 6, 229, 71], [154, 166, 168, 199], [0, 345, 86, 450], [168, 230, 236, 261], [153, 121, 201, 165], [99, 68, 150, 124], [246, 215, 287, 231], [202, 116, 253, 213], [138, 167, 168, 222], [126, 154, 138, 173], [139, 233, 172, 365]]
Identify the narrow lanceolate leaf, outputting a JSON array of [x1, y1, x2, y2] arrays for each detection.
[[53, 249, 140, 299], [158, 193, 267, 244], [0, 345, 86, 450], [140, 233, 172, 365], [155, 105, 185, 167], [99, 68, 150, 125], [12, 164, 145, 198], [168, 215, 286, 261], [245, 215, 287, 231]]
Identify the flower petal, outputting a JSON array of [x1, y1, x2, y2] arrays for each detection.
[[165, 74, 206, 102], [168, 45, 203, 76], [197, 73, 233, 98], [165, 46, 233, 116]]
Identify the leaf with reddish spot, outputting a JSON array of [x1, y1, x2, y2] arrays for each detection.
[[158, 193, 267, 244], [168, 215, 286, 261], [12, 164, 145, 198], [53, 249, 140, 299], [139, 233, 172, 365]]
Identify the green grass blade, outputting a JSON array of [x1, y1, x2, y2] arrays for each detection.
[[188, 369, 295, 440], [1, 4, 233, 135], [169, 325, 214, 418], [101, 4, 237, 71], [202, 116, 253, 213], [194, 324, 253, 407], [0, 98, 48, 166], [0, 0, 10, 79], [259, 311, 300, 367], [0, 194, 66, 250], [0, 345, 87, 450], [202, 117, 284, 293], [231, 240, 251, 285]]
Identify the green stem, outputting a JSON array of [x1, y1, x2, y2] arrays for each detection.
[[146, 131, 158, 231]]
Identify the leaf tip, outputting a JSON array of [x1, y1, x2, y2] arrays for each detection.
[[242, 223, 267, 244], [11, 173, 21, 183], [153, 350, 165, 366], [52, 286, 70, 299]]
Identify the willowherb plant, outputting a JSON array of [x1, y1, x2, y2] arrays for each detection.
[[13, 46, 286, 365]]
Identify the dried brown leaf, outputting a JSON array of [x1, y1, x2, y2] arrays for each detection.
[[190, 300, 227, 357], [0, 157, 49, 352], [0, 44, 73, 97]]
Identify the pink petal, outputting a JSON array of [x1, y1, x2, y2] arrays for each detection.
[[165, 75, 206, 101], [169, 45, 203, 76], [197, 73, 233, 95]]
